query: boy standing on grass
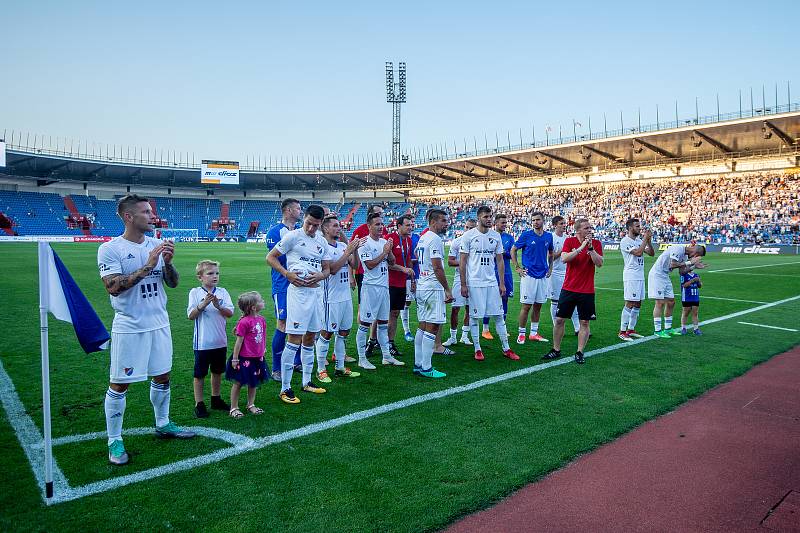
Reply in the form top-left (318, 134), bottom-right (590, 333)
top-left (187, 260), bottom-right (235, 417)
top-left (680, 269), bottom-right (703, 335)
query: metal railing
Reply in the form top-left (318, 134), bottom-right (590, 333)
top-left (3, 102), bottom-right (799, 173)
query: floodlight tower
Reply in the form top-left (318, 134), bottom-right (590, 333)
top-left (386, 61), bottom-right (406, 167)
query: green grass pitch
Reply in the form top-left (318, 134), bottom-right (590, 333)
top-left (0, 242), bottom-right (798, 531)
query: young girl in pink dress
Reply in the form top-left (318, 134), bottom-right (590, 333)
top-left (226, 291), bottom-right (268, 418)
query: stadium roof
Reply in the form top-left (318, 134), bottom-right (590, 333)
top-left (3, 106), bottom-right (799, 193)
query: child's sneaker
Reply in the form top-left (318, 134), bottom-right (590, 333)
top-left (317, 370), bottom-right (332, 383)
top-left (210, 396), bottom-right (230, 411)
top-left (694, 328), bottom-right (703, 336)
top-left (680, 327), bottom-right (688, 335)
top-left (194, 401), bottom-right (209, 418)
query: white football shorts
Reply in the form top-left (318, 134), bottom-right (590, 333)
top-left (451, 279), bottom-right (469, 308)
top-left (647, 272), bottom-right (674, 300)
top-left (110, 326), bottom-right (173, 384)
top-left (416, 289), bottom-right (446, 324)
top-left (359, 284), bottom-right (390, 322)
top-left (323, 300), bottom-right (354, 332)
top-left (549, 272), bottom-right (565, 301)
top-left (520, 276), bottom-right (549, 304)
top-left (624, 279), bottom-right (645, 302)
top-left (286, 285), bottom-right (324, 334)
top-left (468, 285), bottom-right (504, 319)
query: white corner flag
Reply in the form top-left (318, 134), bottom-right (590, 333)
top-left (38, 242), bottom-right (110, 499)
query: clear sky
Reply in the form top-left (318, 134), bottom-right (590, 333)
top-left (2, 0), bottom-right (798, 165)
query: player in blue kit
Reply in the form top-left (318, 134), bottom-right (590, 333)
top-left (482, 213), bottom-right (515, 340)
top-left (511, 212), bottom-right (554, 344)
top-left (265, 198), bottom-right (302, 381)
top-left (679, 270), bottom-right (702, 335)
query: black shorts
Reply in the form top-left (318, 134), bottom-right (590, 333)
top-left (355, 273), bottom-right (364, 303)
top-left (194, 347), bottom-right (227, 378)
top-left (556, 290), bottom-right (596, 321)
top-left (389, 286), bottom-right (407, 311)
top-left (682, 300), bottom-right (700, 308)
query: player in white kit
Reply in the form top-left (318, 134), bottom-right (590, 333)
top-left (98, 194), bottom-right (194, 466)
top-left (267, 204), bottom-right (332, 404)
top-left (443, 219), bottom-right (476, 347)
top-left (356, 213), bottom-right (405, 368)
top-left (647, 242), bottom-right (707, 338)
top-left (459, 205), bottom-right (519, 361)
top-left (618, 218), bottom-right (654, 341)
top-left (548, 216), bottom-right (580, 336)
top-left (413, 209), bottom-right (454, 378)
top-left (314, 214), bottom-right (364, 382)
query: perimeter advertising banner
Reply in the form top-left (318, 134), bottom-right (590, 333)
top-left (0, 140), bottom-right (6, 167)
top-left (201, 160), bottom-right (239, 185)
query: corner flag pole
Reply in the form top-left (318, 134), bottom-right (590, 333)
top-left (37, 241), bottom-right (55, 499)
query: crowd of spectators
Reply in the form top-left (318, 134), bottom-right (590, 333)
top-left (409, 172), bottom-right (800, 244)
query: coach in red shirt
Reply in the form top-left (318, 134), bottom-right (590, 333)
top-left (351, 204), bottom-right (389, 356)
top-left (387, 214), bottom-right (415, 357)
top-left (542, 218), bottom-right (603, 364)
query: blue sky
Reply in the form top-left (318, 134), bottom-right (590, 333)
top-left (1, 0), bottom-right (797, 164)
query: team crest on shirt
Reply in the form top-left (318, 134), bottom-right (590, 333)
top-left (489, 238), bottom-right (495, 245)
top-left (124, 367), bottom-right (134, 376)
top-left (300, 242), bottom-right (306, 247)
top-left (317, 245), bottom-right (323, 254)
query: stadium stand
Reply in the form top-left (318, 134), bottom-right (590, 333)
top-left (0, 172), bottom-right (797, 244)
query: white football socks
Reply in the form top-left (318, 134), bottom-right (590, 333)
top-left (281, 342), bottom-right (300, 391)
top-left (105, 387), bottom-right (126, 445)
top-left (495, 317), bottom-right (510, 351)
top-left (300, 344), bottom-right (314, 385)
top-left (149, 380), bottom-right (170, 428)
top-left (334, 334), bottom-right (347, 370)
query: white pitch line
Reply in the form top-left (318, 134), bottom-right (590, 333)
top-left (737, 321), bottom-right (799, 332)
top-left (594, 287), bottom-right (767, 305)
top-left (0, 360), bottom-right (70, 498)
top-left (707, 260), bottom-right (800, 273)
top-left (4, 294), bottom-right (800, 505)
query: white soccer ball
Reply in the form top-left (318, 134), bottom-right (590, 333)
top-left (291, 268), bottom-right (309, 279)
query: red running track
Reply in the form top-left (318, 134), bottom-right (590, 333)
top-left (448, 347), bottom-right (800, 532)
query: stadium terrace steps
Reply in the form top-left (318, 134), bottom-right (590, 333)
top-left (62, 196), bottom-right (91, 235)
top-left (342, 202), bottom-right (361, 225)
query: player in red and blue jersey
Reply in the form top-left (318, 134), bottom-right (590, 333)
top-left (482, 214), bottom-right (515, 339)
top-left (265, 198), bottom-right (301, 380)
top-left (679, 270), bottom-right (702, 335)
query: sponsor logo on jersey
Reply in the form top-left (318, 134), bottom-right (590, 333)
top-left (126, 253), bottom-right (136, 259)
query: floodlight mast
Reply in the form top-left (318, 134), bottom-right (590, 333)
top-left (386, 61), bottom-right (406, 167)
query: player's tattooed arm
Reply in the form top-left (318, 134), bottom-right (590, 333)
top-left (101, 243), bottom-right (165, 296)
top-left (162, 263), bottom-right (179, 288)
top-left (102, 268), bottom-right (152, 296)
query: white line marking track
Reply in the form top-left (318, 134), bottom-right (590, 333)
top-left (1, 294), bottom-right (799, 505)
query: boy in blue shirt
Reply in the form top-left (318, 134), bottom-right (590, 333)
top-left (680, 270), bottom-right (702, 335)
